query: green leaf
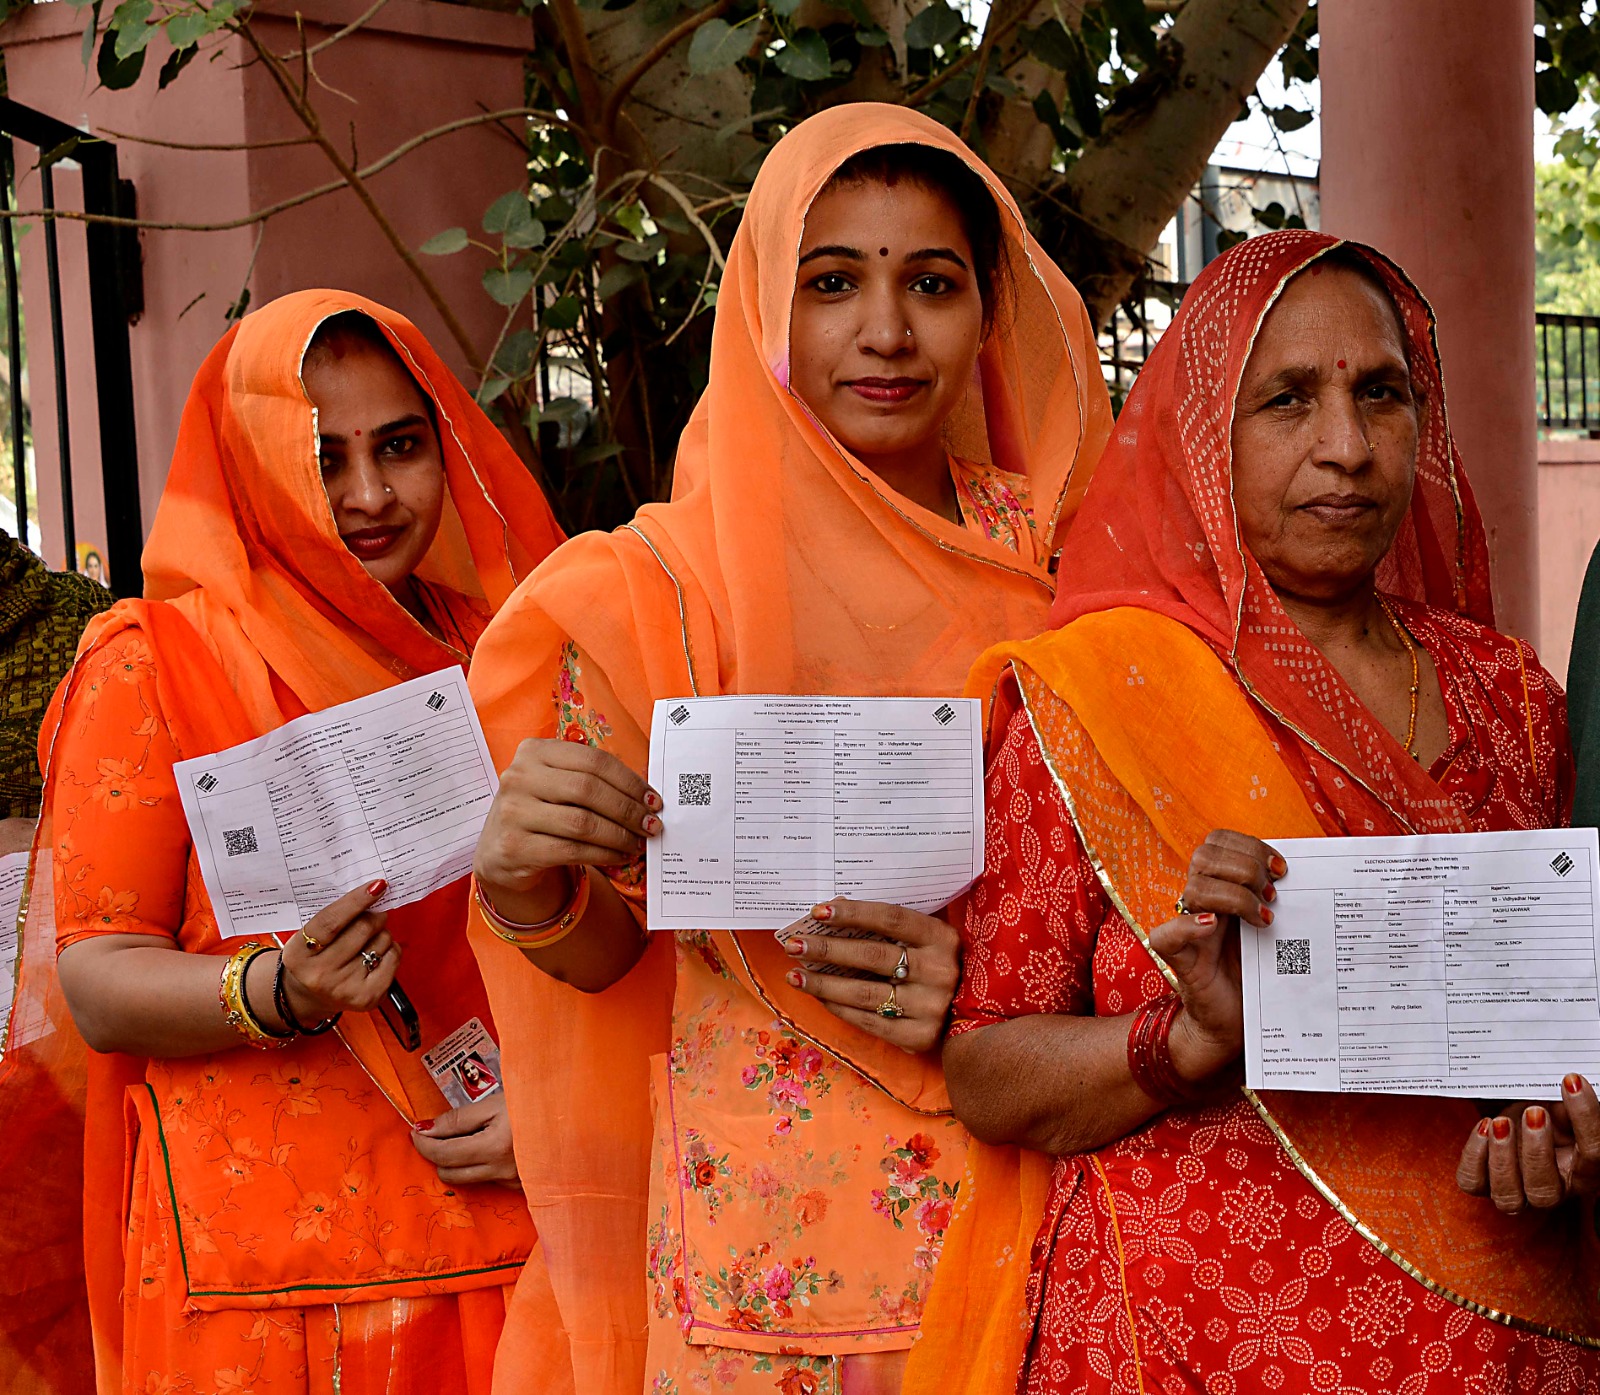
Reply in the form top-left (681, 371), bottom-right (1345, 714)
top-left (616, 232), bottom-right (667, 262)
top-left (1267, 104), bottom-right (1314, 133)
top-left (484, 191), bottom-right (534, 236)
top-left (420, 227), bottom-right (469, 255)
top-left (477, 376), bottom-right (514, 405)
top-left (597, 262), bottom-right (644, 301)
top-left (503, 218), bottom-right (546, 250)
top-left (688, 18), bottom-right (747, 74)
top-left (482, 266), bottom-right (534, 306)
top-left (109, 0), bottom-right (154, 57)
top-left (855, 25), bottom-right (888, 46)
top-left (775, 28), bottom-right (830, 79)
top-left (769, 0), bottom-right (800, 17)
top-left (905, 2), bottom-right (960, 50)
top-left (494, 329), bottom-right (541, 378)
top-left (97, 27), bottom-right (146, 86)
top-left (81, 2), bottom-right (102, 70)
top-left (543, 294), bottom-right (583, 331)
top-left (1537, 65), bottom-right (1581, 117)
top-left (164, 8), bottom-right (212, 49)
top-left (1217, 228), bottom-right (1249, 253)
top-left (577, 441), bottom-right (626, 465)
top-left (530, 395), bottom-right (586, 424)
top-left (157, 39), bottom-right (197, 87)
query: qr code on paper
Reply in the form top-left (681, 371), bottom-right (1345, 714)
top-left (678, 773), bottom-right (712, 807)
top-left (222, 826), bottom-right (259, 858)
top-left (1275, 938), bottom-right (1311, 976)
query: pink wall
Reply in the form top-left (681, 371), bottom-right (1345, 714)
top-left (0, 0), bottom-right (533, 576)
top-left (1320, 1), bottom-right (1540, 641)
top-left (1537, 440), bottom-right (1600, 684)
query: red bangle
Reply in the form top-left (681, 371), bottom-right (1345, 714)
top-left (1126, 994), bottom-right (1197, 1108)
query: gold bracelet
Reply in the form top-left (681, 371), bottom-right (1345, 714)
top-left (475, 868), bottom-right (591, 950)
top-left (218, 942), bottom-right (295, 1050)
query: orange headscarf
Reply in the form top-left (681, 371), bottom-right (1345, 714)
top-left (0, 290), bottom-right (563, 1392)
top-left (467, 103), bottom-right (1112, 1393)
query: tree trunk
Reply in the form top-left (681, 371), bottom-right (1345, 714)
top-left (1044, 0), bottom-right (1309, 327)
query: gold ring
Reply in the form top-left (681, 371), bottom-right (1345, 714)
top-left (892, 947), bottom-right (910, 982)
top-left (877, 983), bottom-right (905, 1019)
top-left (301, 929), bottom-right (323, 953)
top-left (359, 948), bottom-right (382, 973)
top-left (1174, 897), bottom-right (1193, 918)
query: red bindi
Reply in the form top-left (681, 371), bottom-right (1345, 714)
top-left (1337, 360), bottom-right (1346, 370)
top-left (354, 428), bottom-right (362, 436)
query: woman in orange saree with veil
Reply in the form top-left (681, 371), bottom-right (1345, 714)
top-left (909, 230), bottom-right (1600, 1394)
top-left (7, 290), bottom-right (563, 1394)
top-left (466, 104), bottom-right (1110, 1394)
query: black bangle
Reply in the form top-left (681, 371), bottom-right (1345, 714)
top-left (273, 953), bottom-right (340, 1036)
top-left (238, 948), bottom-right (295, 1042)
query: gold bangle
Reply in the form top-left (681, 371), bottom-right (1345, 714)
top-left (475, 868), bottom-right (591, 950)
top-left (218, 942), bottom-right (294, 1050)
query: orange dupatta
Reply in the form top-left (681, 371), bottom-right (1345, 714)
top-left (467, 102), bottom-right (1111, 1394)
top-left (2, 290), bottom-right (563, 1391)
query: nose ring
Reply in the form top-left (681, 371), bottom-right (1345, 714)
top-left (904, 328), bottom-right (912, 338)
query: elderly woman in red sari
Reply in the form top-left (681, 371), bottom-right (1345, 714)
top-left (908, 231), bottom-right (1600, 1395)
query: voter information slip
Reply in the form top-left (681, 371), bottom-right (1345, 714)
top-left (1241, 828), bottom-right (1600, 1098)
top-left (0, 849), bottom-right (27, 1044)
top-left (175, 669), bottom-right (499, 940)
top-left (646, 695), bottom-right (985, 932)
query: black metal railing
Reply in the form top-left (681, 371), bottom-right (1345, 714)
top-left (1101, 277), bottom-right (1189, 405)
top-left (1538, 312), bottom-right (1600, 436)
top-left (0, 100), bottom-right (143, 597)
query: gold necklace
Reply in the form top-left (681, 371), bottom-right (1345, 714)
top-left (1377, 594), bottom-right (1420, 760)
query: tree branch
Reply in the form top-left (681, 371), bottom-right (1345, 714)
top-left (279, 0), bottom-right (393, 61)
top-left (901, 6), bottom-right (1030, 109)
top-left (236, 20), bottom-right (487, 376)
top-left (96, 128), bottom-right (316, 152)
top-left (600, 0), bottom-right (738, 142)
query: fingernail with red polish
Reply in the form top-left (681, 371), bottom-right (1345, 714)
top-left (1262, 883), bottom-right (1277, 903)
top-left (1196, 912), bottom-right (1218, 928)
top-left (367, 879), bottom-right (388, 897)
top-left (644, 815), bottom-right (662, 835)
top-left (1492, 1116), bottom-right (1512, 1141)
top-left (812, 905), bottom-right (833, 922)
top-left (784, 938), bottom-right (806, 957)
top-left (786, 970), bottom-right (805, 989)
top-left (1270, 855), bottom-right (1288, 878)
top-left (645, 790), bottom-right (662, 811)
top-left (1567, 1074), bottom-right (1584, 1095)
top-left (413, 1119), bottom-right (434, 1132)
top-left (1477, 1118), bottom-right (1491, 1137)
top-left (1527, 1106), bottom-right (1548, 1130)
top-left (1260, 906), bottom-right (1274, 926)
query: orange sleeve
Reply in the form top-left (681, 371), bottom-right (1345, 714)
top-left (49, 630), bottom-right (190, 952)
top-left (551, 640), bottom-right (646, 908)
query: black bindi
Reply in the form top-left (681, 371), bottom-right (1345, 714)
top-left (879, 246), bottom-right (889, 257)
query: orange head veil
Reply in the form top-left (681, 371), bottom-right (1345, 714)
top-left (0, 290), bottom-right (563, 1392)
top-left (468, 102), bottom-right (1112, 1392)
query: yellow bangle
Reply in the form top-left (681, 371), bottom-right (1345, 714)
top-left (475, 868), bottom-right (591, 950)
top-left (218, 942), bottom-right (294, 1050)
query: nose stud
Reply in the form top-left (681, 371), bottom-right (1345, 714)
top-left (905, 328), bottom-right (912, 338)
top-left (384, 485), bottom-right (394, 496)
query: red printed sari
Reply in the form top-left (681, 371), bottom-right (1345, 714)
top-left (906, 232), bottom-right (1600, 1395)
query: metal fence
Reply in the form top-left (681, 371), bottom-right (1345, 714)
top-left (1101, 277), bottom-right (1188, 405)
top-left (1538, 312), bottom-right (1600, 436)
top-left (0, 100), bottom-right (143, 597)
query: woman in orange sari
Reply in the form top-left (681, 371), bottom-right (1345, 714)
top-left (911, 230), bottom-right (1600, 1395)
top-left (26, 290), bottom-right (563, 1393)
top-left (466, 104), bottom-right (1110, 1394)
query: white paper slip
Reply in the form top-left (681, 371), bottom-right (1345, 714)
top-left (647, 695), bottom-right (984, 932)
top-left (174, 669), bottom-right (499, 940)
top-left (0, 849), bottom-right (28, 1044)
top-left (1241, 827), bottom-right (1600, 1098)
